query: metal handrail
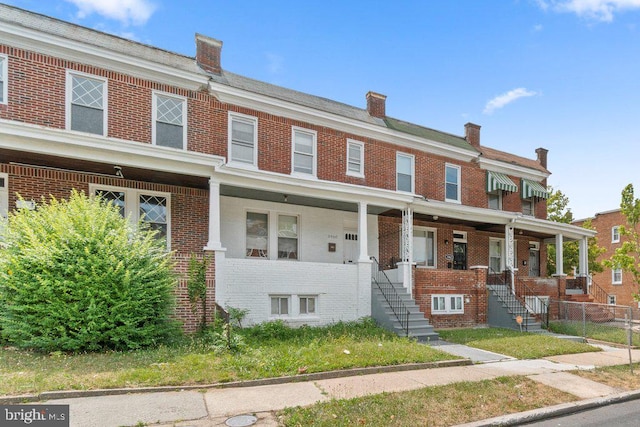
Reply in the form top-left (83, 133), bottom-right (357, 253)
top-left (588, 275), bottom-right (612, 305)
top-left (370, 256), bottom-right (410, 337)
top-left (512, 272), bottom-right (550, 329)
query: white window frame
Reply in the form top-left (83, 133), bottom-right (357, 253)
top-left (291, 127), bottom-right (317, 177)
top-left (152, 91), bottom-right (187, 150)
top-left (432, 294), bottom-right (464, 314)
top-left (278, 214), bottom-right (299, 260)
top-left (228, 112), bottom-right (258, 167)
top-left (299, 295), bottom-right (317, 315)
top-left (488, 190), bottom-right (502, 210)
top-left (412, 226), bottom-right (437, 268)
top-left (0, 54), bottom-right (7, 105)
top-left (90, 184), bottom-right (171, 249)
top-left (346, 139), bottom-right (365, 178)
top-left (245, 211), bottom-right (269, 259)
top-left (445, 163), bottom-right (461, 203)
top-left (396, 152), bottom-right (415, 193)
top-left (612, 226), bottom-right (620, 243)
top-left (0, 172), bottom-right (8, 219)
top-left (612, 268), bottom-right (623, 285)
top-left (66, 70), bottom-right (108, 136)
top-left (270, 295), bottom-right (290, 316)
top-left (522, 198), bottom-right (535, 216)
top-left (489, 238), bottom-right (516, 272)
top-left (608, 295), bottom-right (617, 305)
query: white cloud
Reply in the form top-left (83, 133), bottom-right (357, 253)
top-left (537, 0), bottom-right (640, 22)
top-left (265, 53), bottom-right (284, 74)
top-left (64, 0), bottom-right (156, 26)
top-left (483, 88), bottom-right (537, 115)
top-left (533, 24), bottom-right (544, 31)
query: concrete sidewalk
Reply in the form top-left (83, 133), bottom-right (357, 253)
top-left (36, 344), bottom-right (640, 426)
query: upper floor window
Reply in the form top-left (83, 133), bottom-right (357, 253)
top-left (445, 164), bottom-right (461, 203)
top-left (522, 198), bottom-right (534, 216)
top-left (0, 54), bottom-right (7, 105)
top-left (67, 71), bottom-right (107, 136)
top-left (612, 226), bottom-right (620, 243)
top-left (292, 127), bottom-right (317, 176)
top-left (0, 173), bottom-right (8, 219)
top-left (153, 92), bottom-right (187, 149)
top-left (612, 268), bottom-right (622, 285)
top-left (229, 112), bottom-right (258, 166)
top-left (92, 185), bottom-right (170, 249)
top-left (346, 139), bottom-right (364, 177)
top-left (396, 153), bottom-right (414, 193)
top-left (488, 190), bottom-right (502, 210)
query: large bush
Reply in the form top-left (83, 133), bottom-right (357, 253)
top-left (0, 190), bottom-right (179, 352)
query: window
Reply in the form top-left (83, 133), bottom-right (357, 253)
top-left (278, 215), bottom-right (298, 259)
top-left (229, 112), bottom-right (258, 166)
top-left (445, 164), bottom-right (461, 203)
top-left (346, 140), bottom-right (364, 177)
top-left (67, 71), bottom-right (107, 135)
top-left (299, 296), bottom-right (317, 315)
top-left (396, 153), bottom-right (414, 193)
top-left (432, 295), bottom-right (464, 314)
top-left (525, 296), bottom-right (549, 314)
top-left (488, 190), bottom-right (502, 210)
top-left (612, 226), bottom-right (620, 243)
top-left (246, 212), bottom-right (268, 258)
top-left (0, 173), bottom-right (8, 219)
top-left (153, 92), bottom-right (187, 149)
top-left (93, 186), bottom-right (170, 248)
top-left (413, 227), bottom-right (436, 267)
top-left (608, 295), bottom-right (617, 305)
top-left (292, 127), bottom-right (317, 176)
top-left (0, 54), bottom-right (7, 105)
top-left (522, 198), bottom-right (534, 216)
top-left (489, 239), bottom-right (503, 273)
top-left (271, 296), bottom-right (289, 316)
top-left (613, 268), bottom-right (623, 285)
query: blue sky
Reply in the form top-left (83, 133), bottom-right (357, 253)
top-left (6, 0), bottom-right (640, 220)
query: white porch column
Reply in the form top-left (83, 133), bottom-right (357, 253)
top-left (204, 178), bottom-right (224, 251)
top-left (555, 233), bottom-right (564, 276)
top-left (397, 207), bottom-right (414, 297)
top-left (357, 201), bottom-right (369, 262)
top-left (578, 236), bottom-right (588, 276)
top-left (505, 224), bottom-right (515, 294)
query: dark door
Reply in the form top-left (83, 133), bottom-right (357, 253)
top-left (453, 242), bottom-right (467, 270)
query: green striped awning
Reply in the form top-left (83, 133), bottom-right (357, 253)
top-left (486, 171), bottom-right (518, 193)
top-left (521, 178), bottom-right (548, 199)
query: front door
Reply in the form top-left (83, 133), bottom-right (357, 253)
top-left (343, 229), bottom-right (358, 263)
top-left (453, 242), bottom-right (467, 270)
top-left (529, 249), bottom-right (540, 276)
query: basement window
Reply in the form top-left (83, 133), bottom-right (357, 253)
top-left (432, 294), bottom-right (464, 314)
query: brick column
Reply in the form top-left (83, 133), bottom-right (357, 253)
top-left (471, 266), bottom-right (488, 325)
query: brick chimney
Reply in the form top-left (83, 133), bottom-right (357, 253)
top-left (366, 92), bottom-right (386, 118)
top-left (536, 147), bottom-right (548, 169)
top-left (464, 122), bottom-right (481, 148)
top-left (196, 33), bottom-right (223, 75)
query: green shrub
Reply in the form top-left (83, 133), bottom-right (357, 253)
top-left (0, 190), bottom-right (180, 352)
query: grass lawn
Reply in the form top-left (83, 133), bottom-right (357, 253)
top-left (0, 320), bottom-right (457, 396)
top-left (437, 327), bottom-right (600, 359)
top-left (574, 362), bottom-right (640, 390)
top-left (279, 376), bottom-right (578, 427)
top-left (549, 321), bottom-right (640, 347)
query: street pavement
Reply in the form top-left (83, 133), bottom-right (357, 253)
top-left (9, 342), bottom-right (640, 426)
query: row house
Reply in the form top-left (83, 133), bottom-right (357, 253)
top-left (0, 5), bottom-right (595, 332)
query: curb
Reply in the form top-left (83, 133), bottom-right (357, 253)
top-left (0, 358), bottom-right (472, 404)
top-left (455, 389), bottom-right (640, 426)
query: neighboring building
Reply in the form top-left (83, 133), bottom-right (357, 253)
top-left (0, 5), bottom-right (595, 332)
top-left (575, 210), bottom-right (638, 307)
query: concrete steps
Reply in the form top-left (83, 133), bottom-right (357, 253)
top-left (487, 285), bottom-right (545, 333)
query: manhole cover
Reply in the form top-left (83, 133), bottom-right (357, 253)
top-left (225, 414), bottom-right (258, 427)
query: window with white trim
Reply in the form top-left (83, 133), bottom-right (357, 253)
top-left (292, 127), bottom-right (317, 176)
top-left (413, 227), bottom-right (436, 267)
top-left (396, 152), bottom-right (414, 193)
top-left (489, 238), bottom-right (516, 273)
top-left (612, 226), bottom-right (620, 243)
top-left (608, 295), bottom-right (617, 305)
top-left (0, 54), bottom-right (7, 105)
top-left (0, 173), bottom-right (8, 219)
top-left (67, 71), bottom-right (107, 136)
top-left (522, 198), bottom-right (534, 216)
top-left (270, 296), bottom-right (289, 316)
top-left (612, 268), bottom-right (622, 285)
top-left (346, 139), bottom-right (364, 177)
top-left (299, 296), bottom-right (317, 315)
top-left (432, 295), bottom-right (464, 314)
top-left (278, 215), bottom-right (299, 259)
top-left (92, 185), bottom-right (171, 249)
top-left (153, 92), bottom-right (187, 149)
top-left (488, 190), bottom-right (502, 210)
top-left (229, 112), bottom-right (258, 166)
top-left (445, 164), bottom-right (461, 203)
top-left (246, 212), bottom-right (268, 258)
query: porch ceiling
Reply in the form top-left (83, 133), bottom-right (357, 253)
top-left (1, 148), bottom-right (209, 189)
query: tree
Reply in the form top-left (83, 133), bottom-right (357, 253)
top-left (605, 184), bottom-right (640, 300)
top-left (0, 190), bottom-right (180, 352)
top-left (546, 187), bottom-right (604, 276)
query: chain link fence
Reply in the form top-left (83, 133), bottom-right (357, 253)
top-left (548, 300), bottom-right (640, 348)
